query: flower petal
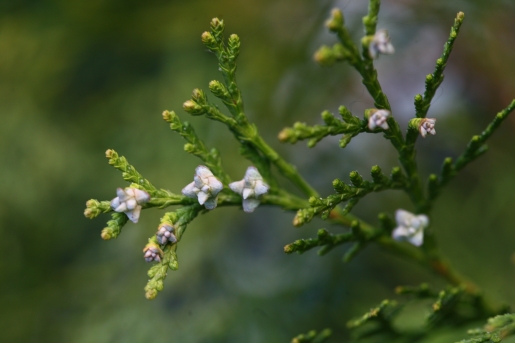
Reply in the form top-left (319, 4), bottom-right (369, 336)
top-left (242, 187), bottom-right (254, 200)
top-left (182, 182), bottom-right (198, 198)
top-left (229, 180), bottom-right (245, 195)
top-left (197, 191), bottom-right (209, 205)
top-left (134, 188), bottom-right (151, 204)
top-left (254, 180), bottom-right (269, 197)
top-left (208, 177), bottom-right (223, 194)
top-left (193, 175), bottom-right (204, 188)
top-left (416, 214), bottom-right (429, 228)
top-left (203, 197), bottom-right (218, 210)
top-left (368, 120), bottom-right (377, 130)
top-left (111, 197), bottom-right (121, 210)
top-left (116, 188), bottom-right (129, 201)
top-left (392, 226), bottom-right (410, 241)
top-left (242, 198), bottom-right (260, 213)
top-left (395, 209), bottom-right (414, 227)
top-left (126, 205), bottom-right (142, 223)
top-left (409, 230), bottom-right (424, 246)
top-left (195, 165), bottom-right (214, 179)
top-left (244, 166), bottom-right (261, 181)
top-left (125, 198), bottom-right (137, 210)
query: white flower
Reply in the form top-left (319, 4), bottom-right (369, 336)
top-left (368, 109), bottom-right (390, 130)
top-left (110, 187), bottom-right (151, 223)
top-left (229, 166), bottom-right (269, 213)
top-left (419, 118), bottom-right (436, 138)
top-left (369, 30), bottom-right (395, 59)
top-left (182, 165), bottom-right (223, 210)
top-left (156, 223), bottom-right (177, 245)
top-left (392, 209), bottom-right (429, 247)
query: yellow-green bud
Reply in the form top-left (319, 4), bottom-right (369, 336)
top-left (183, 100), bottom-right (204, 115)
top-left (284, 244), bottom-right (294, 254)
top-left (184, 143), bottom-right (195, 153)
top-left (101, 228), bottom-right (112, 240)
top-left (228, 34), bottom-right (240, 50)
top-left (314, 45), bottom-right (336, 67)
top-left (145, 289), bottom-right (157, 300)
top-left (191, 88), bottom-right (205, 103)
top-left (201, 31), bottom-right (217, 48)
top-left (210, 17), bottom-right (223, 30)
top-left (278, 128), bottom-right (293, 142)
top-left (208, 80), bottom-right (228, 99)
top-left (326, 8), bottom-right (344, 32)
top-left (162, 110), bottom-right (174, 122)
top-left (105, 149), bottom-right (116, 159)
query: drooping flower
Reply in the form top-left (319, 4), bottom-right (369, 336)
top-left (367, 109), bottom-right (391, 130)
top-left (143, 243), bottom-right (163, 263)
top-left (369, 30), bottom-right (395, 59)
top-left (392, 209), bottom-right (429, 247)
top-left (110, 187), bottom-right (151, 223)
top-left (419, 118), bottom-right (436, 138)
top-left (229, 166), bottom-right (269, 213)
top-left (182, 165), bottom-right (223, 210)
top-left (156, 223), bottom-right (177, 245)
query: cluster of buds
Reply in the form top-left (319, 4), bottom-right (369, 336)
top-left (110, 187), bottom-right (150, 223)
top-left (409, 118), bottom-right (437, 138)
top-left (156, 223), bottom-right (177, 245)
top-left (183, 89), bottom-right (207, 116)
top-left (419, 118), bottom-right (437, 137)
top-left (366, 109), bottom-right (391, 130)
top-left (143, 242), bottom-right (163, 263)
top-left (392, 209), bottom-right (429, 247)
top-left (182, 165), bottom-right (223, 210)
top-left (368, 30), bottom-right (395, 59)
top-left (229, 166), bottom-right (269, 213)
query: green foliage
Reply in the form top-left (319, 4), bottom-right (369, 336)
top-left (291, 329), bottom-right (333, 343)
top-left (457, 314), bottom-right (515, 343)
top-left (82, 0), bottom-right (515, 341)
top-left (278, 106), bottom-right (365, 148)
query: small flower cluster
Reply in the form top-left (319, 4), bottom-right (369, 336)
top-left (182, 165), bottom-right (269, 213)
top-left (369, 30), bottom-right (395, 59)
top-left (367, 109), bottom-right (391, 130)
top-left (110, 187), bottom-right (150, 223)
top-left (419, 118), bottom-right (436, 138)
top-left (182, 165), bottom-right (223, 210)
top-left (156, 223), bottom-right (177, 245)
top-left (392, 209), bottom-right (429, 247)
top-left (143, 243), bottom-right (163, 263)
top-left (229, 166), bottom-right (269, 213)
top-left (409, 118), bottom-right (437, 138)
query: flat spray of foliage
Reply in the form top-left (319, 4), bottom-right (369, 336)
top-left (84, 0), bottom-right (515, 341)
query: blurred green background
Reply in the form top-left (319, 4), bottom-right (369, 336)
top-left (1, 0), bottom-right (515, 342)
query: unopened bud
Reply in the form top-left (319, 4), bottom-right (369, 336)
top-left (210, 17), bottom-right (223, 30)
top-left (208, 80), bottom-right (229, 99)
top-left (101, 228), bottom-right (112, 240)
top-left (182, 100), bottom-right (204, 115)
top-left (143, 243), bottom-right (163, 263)
top-left (201, 31), bottom-right (217, 49)
top-left (314, 45), bottom-right (336, 67)
top-left (105, 149), bottom-right (115, 159)
top-left (191, 88), bottom-right (206, 103)
top-left (349, 171), bottom-right (363, 187)
top-left (326, 8), bottom-right (344, 32)
top-left (228, 34), bottom-right (240, 57)
top-left (278, 128), bottom-right (293, 142)
top-left (409, 118), bottom-right (436, 138)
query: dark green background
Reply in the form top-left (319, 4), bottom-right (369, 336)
top-left (1, 0), bottom-right (515, 342)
